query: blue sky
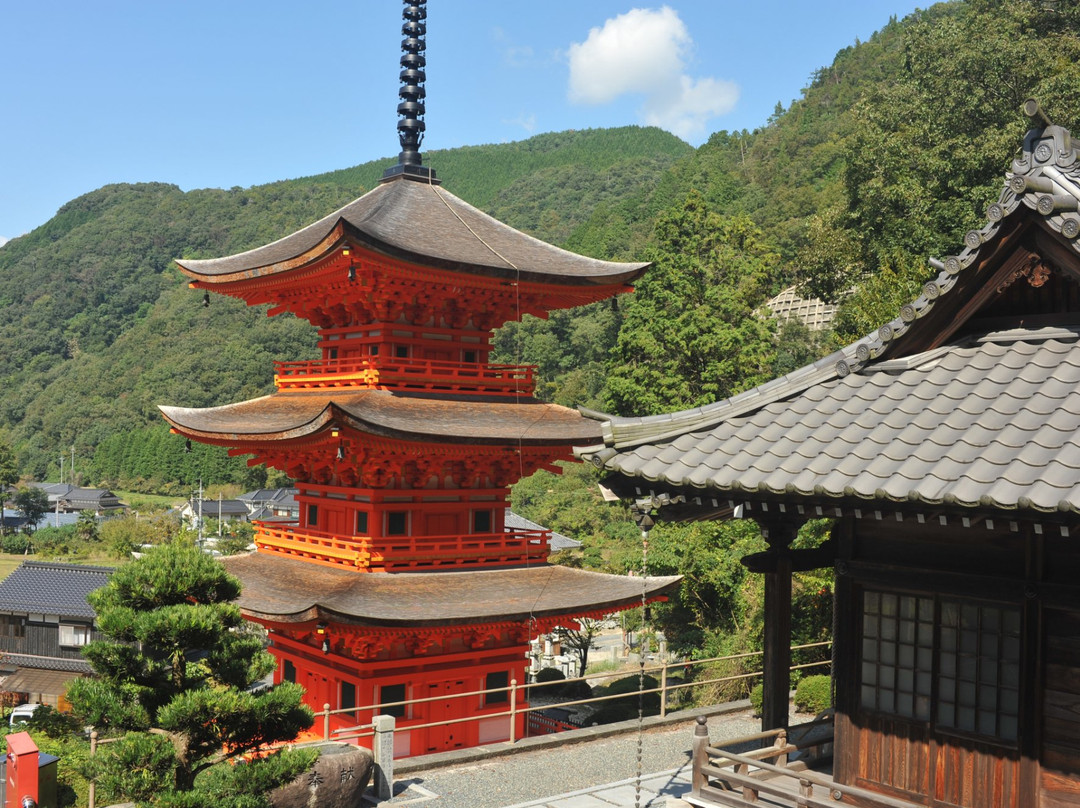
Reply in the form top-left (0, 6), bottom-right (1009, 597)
top-left (0, 1), bottom-right (928, 244)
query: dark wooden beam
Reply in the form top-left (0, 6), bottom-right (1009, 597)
top-left (756, 518), bottom-right (803, 733)
top-left (762, 551), bottom-right (793, 732)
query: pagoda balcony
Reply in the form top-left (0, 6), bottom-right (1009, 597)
top-left (274, 357), bottom-right (536, 396)
top-left (253, 520), bottom-right (551, 572)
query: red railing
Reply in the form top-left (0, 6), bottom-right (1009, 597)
top-left (273, 357), bottom-right (536, 396)
top-left (253, 520), bottom-right (551, 571)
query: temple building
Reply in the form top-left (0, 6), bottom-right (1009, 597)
top-left (577, 103), bottom-right (1080, 807)
top-left (160, 0), bottom-right (678, 757)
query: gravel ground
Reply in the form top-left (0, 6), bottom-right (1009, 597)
top-left (377, 709), bottom-right (765, 808)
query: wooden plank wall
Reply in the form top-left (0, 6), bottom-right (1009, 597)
top-left (931, 737), bottom-right (1021, 808)
top-left (1041, 609), bottom-right (1080, 807)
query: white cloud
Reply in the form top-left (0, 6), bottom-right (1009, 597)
top-left (0, 237), bottom-right (8, 248)
top-left (567, 6), bottom-right (738, 141)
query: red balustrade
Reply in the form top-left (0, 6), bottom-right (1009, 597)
top-left (254, 520), bottom-right (551, 571)
top-left (274, 357), bottom-right (536, 395)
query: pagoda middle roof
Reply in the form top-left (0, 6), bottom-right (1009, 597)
top-left (221, 552), bottom-right (681, 627)
top-left (159, 388), bottom-right (602, 446)
top-left (175, 175), bottom-right (649, 287)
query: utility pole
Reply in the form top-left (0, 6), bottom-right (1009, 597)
top-left (197, 479), bottom-right (204, 548)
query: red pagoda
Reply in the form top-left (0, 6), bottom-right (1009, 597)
top-left (160, 0), bottom-right (678, 756)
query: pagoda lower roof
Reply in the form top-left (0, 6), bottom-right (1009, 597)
top-left (220, 552), bottom-right (681, 627)
top-left (175, 175), bottom-right (649, 287)
top-left (159, 389), bottom-right (601, 446)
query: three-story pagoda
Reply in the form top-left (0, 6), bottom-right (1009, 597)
top-left (160, 0), bottom-right (678, 756)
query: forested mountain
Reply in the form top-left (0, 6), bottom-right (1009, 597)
top-left (1, 0), bottom-right (1078, 511)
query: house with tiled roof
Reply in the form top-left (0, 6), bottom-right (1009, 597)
top-left (0, 561), bottom-right (112, 709)
top-left (28, 483), bottom-right (123, 515)
top-left (577, 103), bottom-right (1080, 807)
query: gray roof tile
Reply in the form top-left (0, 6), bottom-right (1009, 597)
top-left (0, 562), bottom-right (112, 617)
top-left (581, 331), bottom-right (1080, 514)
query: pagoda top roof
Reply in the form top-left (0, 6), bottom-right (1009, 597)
top-left (160, 388), bottom-right (601, 446)
top-left (176, 175), bottom-right (649, 287)
top-left (221, 552), bottom-right (680, 627)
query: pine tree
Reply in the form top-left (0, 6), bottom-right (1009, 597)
top-left (68, 541), bottom-right (316, 807)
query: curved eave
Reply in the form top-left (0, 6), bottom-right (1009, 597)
top-left (221, 553), bottom-right (681, 628)
top-left (160, 390), bottom-right (603, 447)
top-left (176, 177), bottom-right (650, 289)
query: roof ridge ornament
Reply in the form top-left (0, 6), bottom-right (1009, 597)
top-left (382, 1), bottom-right (440, 184)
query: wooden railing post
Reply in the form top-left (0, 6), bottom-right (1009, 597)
top-left (323, 703), bottom-right (331, 740)
top-left (509, 678), bottom-right (518, 743)
top-left (660, 662), bottom-right (668, 718)
top-left (692, 716), bottom-right (709, 797)
top-left (775, 728), bottom-right (788, 769)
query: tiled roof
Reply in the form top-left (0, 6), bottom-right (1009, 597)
top-left (585, 328), bottom-right (1080, 514)
top-left (2, 653), bottom-right (94, 674)
top-left (505, 511), bottom-right (583, 551)
top-left (577, 115), bottom-right (1080, 518)
top-left (176, 176), bottom-right (649, 288)
top-left (221, 553), bottom-right (679, 627)
top-left (0, 562), bottom-right (112, 618)
top-left (161, 389), bottom-right (602, 446)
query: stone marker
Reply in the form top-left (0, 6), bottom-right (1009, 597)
top-left (270, 742), bottom-right (374, 808)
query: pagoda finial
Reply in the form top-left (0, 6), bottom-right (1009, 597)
top-left (383, 1), bottom-right (439, 183)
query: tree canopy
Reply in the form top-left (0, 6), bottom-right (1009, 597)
top-left (68, 542), bottom-right (315, 807)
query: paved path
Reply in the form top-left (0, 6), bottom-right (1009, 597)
top-left (370, 708), bottom-right (765, 808)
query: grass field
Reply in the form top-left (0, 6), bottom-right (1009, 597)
top-left (0, 550), bottom-right (122, 582)
top-left (114, 491), bottom-right (184, 511)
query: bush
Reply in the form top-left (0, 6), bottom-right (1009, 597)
top-left (794, 675), bottom-right (832, 714)
top-left (750, 683), bottom-right (763, 716)
top-left (593, 674), bottom-right (660, 713)
top-left (30, 525), bottom-right (81, 558)
top-left (1, 533), bottom-right (31, 554)
top-left (559, 678), bottom-right (593, 700)
top-left (535, 667), bottom-right (566, 683)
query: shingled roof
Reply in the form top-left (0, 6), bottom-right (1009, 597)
top-left (0, 562), bottom-right (112, 618)
top-left (161, 389), bottom-right (602, 446)
top-left (577, 111), bottom-right (1080, 519)
top-left (221, 553), bottom-right (679, 627)
top-left (176, 176), bottom-right (649, 288)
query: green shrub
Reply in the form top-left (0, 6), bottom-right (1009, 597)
top-left (559, 678), bottom-right (593, 700)
top-left (794, 675), bottom-right (832, 714)
top-left (1, 533), bottom-right (31, 554)
top-left (535, 667), bottom-right (566, 684)
top-left (30, 525), bottom-right (80, 558)
top-left (593, 674), bottom-right (660, 713)
top-left (750, 683), bottom-right (763, 716)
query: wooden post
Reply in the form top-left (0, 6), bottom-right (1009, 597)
top-left (323, 702), bottom-right (331, 740)
top-left (660, 663), bottom-right (668, 718)
top-left (759, 518), bottom-right (799, 733)
top-left (775, 728), bottom-right (788, 768)
top-left (691, 716), bottom-right (709, 797)
top-left (88, 730), bottom-right (98, 808)
top-left (763, 550), bottom-right (792, 732)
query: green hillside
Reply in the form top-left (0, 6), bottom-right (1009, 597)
top-left (2, 0), bottom-right (1079, 505)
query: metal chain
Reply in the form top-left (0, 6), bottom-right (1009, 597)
top-left (635, 523), bottom-right (649, 808)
